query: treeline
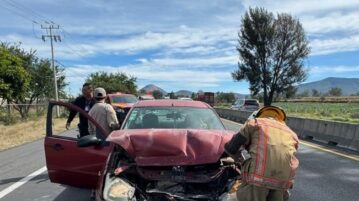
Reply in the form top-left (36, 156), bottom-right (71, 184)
top-left (296, 88), bottom-right (359, 97)
top-left (0, 43), bottom-right (66, 119)
top-left (0, 43), bottom-right (139, 122)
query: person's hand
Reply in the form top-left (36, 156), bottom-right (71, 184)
top-left (66, 122), bottom-right (71, 130)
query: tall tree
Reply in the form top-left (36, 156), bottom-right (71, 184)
top-left (232, 7), bottom-right (310, 106)
top-left (0, 45), bottom-right (30, 104)
top-left (86, 71), bottom-right (137, 94)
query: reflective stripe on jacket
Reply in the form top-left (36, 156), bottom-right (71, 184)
top-left (240, 118), bottom-right (299, 190)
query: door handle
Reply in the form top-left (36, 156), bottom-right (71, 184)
top-left (52, 143), bottom-right (64, 151)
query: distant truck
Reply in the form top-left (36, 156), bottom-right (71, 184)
top-left (195, 92), bottom-right (215, 107)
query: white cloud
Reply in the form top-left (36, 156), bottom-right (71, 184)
top-left (139, 56), bottom-right (237, 68)
top-left (242, 0), bottom-right (359, 15)
top-left (301, 12), bottom-right (359, 34)
top-left (310, 66), bottom-right (359, 74)
top-left (65, 63), bottom-right (232, 90)
top-left (310, 35), bottom-right (359, 55)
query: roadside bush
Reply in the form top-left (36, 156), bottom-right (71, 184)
top-left (0, 115), bottom-right (18, 125)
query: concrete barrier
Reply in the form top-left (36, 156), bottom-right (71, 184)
top-left (215, 108), bottom-right (359, 152)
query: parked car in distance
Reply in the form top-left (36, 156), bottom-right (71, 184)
top-left (44, 100), bottom-right (239, 201)
top-left (231, 99), bottom-right (260, 112)
top-left (106, 92), bottom-right (138, 124)
top-left (178, 97), bottom-right (192, 100)
top-left (138, 94), bottom-right (155, 100)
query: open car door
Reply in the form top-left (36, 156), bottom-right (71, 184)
top-left (44, 101), bottom-right (112, 189)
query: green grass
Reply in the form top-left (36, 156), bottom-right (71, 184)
top-left (272, 102), bottom-right (359, 123)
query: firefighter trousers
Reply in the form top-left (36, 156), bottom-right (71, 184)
top-left (236, 183), bottom-right (289, 201)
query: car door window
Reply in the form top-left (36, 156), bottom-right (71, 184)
top-left (47, 102), bottom-right (108, 140)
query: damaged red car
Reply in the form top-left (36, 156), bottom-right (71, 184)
top-left (45, 100), bottom-right (240, 201)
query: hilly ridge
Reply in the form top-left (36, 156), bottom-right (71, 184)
top-left (297, 77), bottom-right (359, 96)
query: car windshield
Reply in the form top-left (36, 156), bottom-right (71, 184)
top-left (123, 107), bottom-right (224, 130)
top-left (111, 95), bottom-right (138, 103)
top-left (245, 100), bottom-right (258, 105)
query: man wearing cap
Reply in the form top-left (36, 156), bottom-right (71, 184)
top-left (66, 83), bottom-right (96, 138)
top-left (225, 106), bottom-right (299, 201)
top-left (88, 87), bottom-right (119, 136)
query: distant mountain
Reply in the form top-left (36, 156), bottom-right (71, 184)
top-left (140, 84), bottom-right (167, 95)
top-left (297, 77), bottom-right (359, 96)
top-left (175, 90), bottom-right (193, 97)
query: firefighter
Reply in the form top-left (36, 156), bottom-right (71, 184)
top-left (225, 106), bottom-right (299, 201)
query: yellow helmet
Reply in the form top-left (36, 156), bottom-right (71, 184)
top-left (255, 106), bottom-right (286, 123)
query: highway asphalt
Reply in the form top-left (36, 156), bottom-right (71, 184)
top-left (0, 119), bottom-right (358, 201)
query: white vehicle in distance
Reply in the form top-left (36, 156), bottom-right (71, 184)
top-left (231, 99), bottom-right (260, 112)
top-left (178, 97), bottom-right (193, 100)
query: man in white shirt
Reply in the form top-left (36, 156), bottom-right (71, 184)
top-left (88, 87), bottom-right (119, 136)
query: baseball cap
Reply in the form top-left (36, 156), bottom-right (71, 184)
top-left (94, 87), bottom-right (107, 98)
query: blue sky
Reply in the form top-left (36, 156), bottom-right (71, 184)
top-left (1, 0), bottom-right (359, 95)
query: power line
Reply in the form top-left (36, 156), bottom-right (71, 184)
top-left (2, 0), bottom-right (55, 24)
top-left (0, 2), bottom-right (35, 23)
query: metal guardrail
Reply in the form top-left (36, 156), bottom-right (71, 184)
top-left (215, 108), bottom-right (359, 152)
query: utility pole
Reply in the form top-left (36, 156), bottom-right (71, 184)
top-left (41, 24), bottom-right (61, 117)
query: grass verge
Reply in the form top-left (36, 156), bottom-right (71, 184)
top-left (0, 116), bottom-right (76, 151)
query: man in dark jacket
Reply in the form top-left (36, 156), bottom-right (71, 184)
top-left (66, 83), bottom-right (96, 137)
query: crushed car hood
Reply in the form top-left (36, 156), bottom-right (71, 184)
top-left (107, 129), bottom-right (235, 166)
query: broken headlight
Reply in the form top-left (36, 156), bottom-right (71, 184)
top-left (103, 174), bottom-right (136, 201)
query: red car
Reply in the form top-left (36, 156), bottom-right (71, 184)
top-left (106, 92), bottom-right (138, 123)
top-left (45, 100), bottom-right (239, 201)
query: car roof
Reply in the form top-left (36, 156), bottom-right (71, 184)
top-left (108, 93), bottom-right (135, 97)
top-left (133, 99), bottom-right (209, 108)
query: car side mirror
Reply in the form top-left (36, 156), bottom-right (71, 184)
top-left (77, 135), bottom-right (102, 147)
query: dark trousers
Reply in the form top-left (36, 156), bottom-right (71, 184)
top-left (78, 124), bottom-right (90, 137)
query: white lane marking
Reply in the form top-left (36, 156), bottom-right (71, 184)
top-left (0, 166), bottom-right (47, 199)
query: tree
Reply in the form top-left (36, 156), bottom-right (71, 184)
top-left (298, 90), bottom-right (310, 97)
top-left (86, 72), bottom-right (137, 94)
top-left (191, 92), bottom-right (196, 100)
top-left (1, 43), bottom-right (67, 118)
top-left (152, 90), bottom-right (163, 99)
top-left (284, 85), bottom-right (297, 99)
top-left (312, 89), bottom-right (320, 97)
top-left (0, 44), bottom-right (30, 104)
top-left (328, 87), bottom-right (342, 96)
top-left (232, 7), bottom-right (310, 106)
top-left (169, 91), bottom-right (176, 99)
top-left (216, 92), bottom-right (236, 103)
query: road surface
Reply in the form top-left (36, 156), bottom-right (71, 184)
top-left (0, 119), bottom-right (358, 200)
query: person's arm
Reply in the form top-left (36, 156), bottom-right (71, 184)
top-left (224, 120), bottom-right (253, 161)
top-left (106, 105), bottom-right (119, 130)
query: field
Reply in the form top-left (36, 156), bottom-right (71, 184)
top-left (215, 101), bottom-right (359, 123)
top-left (0, 115), bottom-right (78, 151)
top-left (273, 102), bottom-right (359, 123)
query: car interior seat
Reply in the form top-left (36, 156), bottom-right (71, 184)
top-left (142, 113), bottom-right (159, 128)
top-left (184, 114), bottom-right (200, 129)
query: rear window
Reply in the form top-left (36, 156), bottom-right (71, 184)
top-left (245, 100), bottom-right (258, 105)
top-left (111, 95), bottom-right (138, 103)
top-left (123, 107), bottom-right (224, 130)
